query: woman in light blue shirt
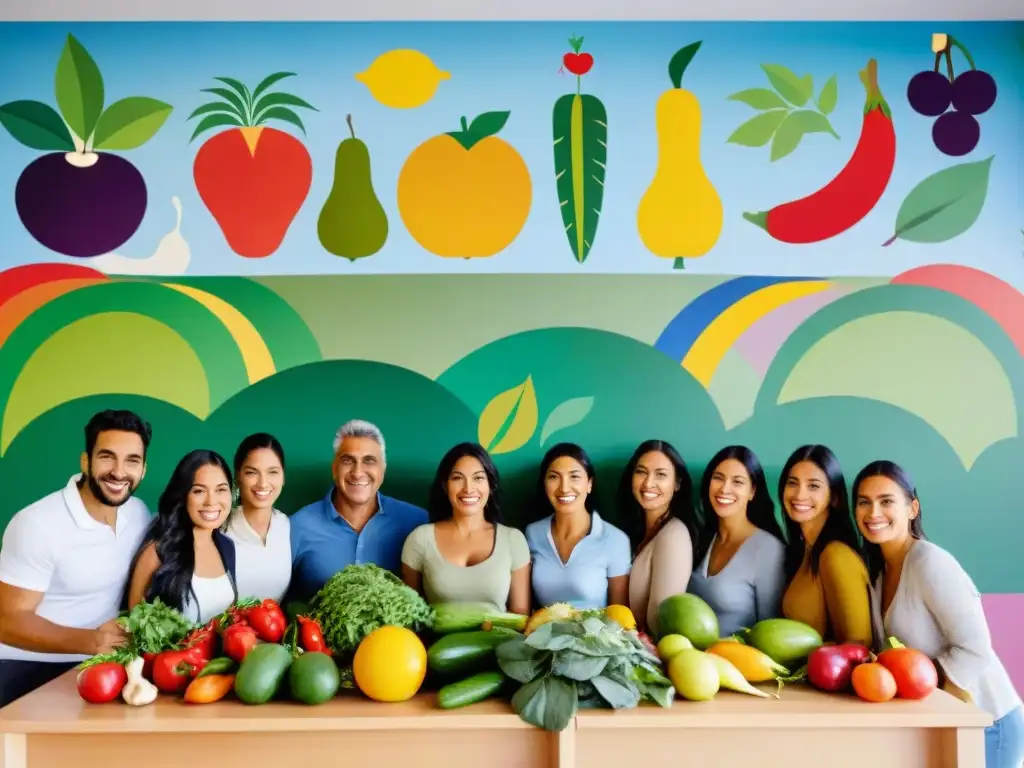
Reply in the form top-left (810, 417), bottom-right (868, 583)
top-left (687, 445), bottom-right (787, 636)
top-left (525, 442), bottom-right (631, 610)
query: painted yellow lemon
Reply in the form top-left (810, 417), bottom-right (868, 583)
top-left (355, 49), bottom-right (450, 109)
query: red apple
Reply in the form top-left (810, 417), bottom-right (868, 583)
top-left (807, 643), bottom-right (872, 692)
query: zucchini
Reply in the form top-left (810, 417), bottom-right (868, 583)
top-left (438, 670), bottom-right (507, 709)
top-left (430, 602), bottom-right (528, 634)
top-left (427, 628), bottom-right (521, 675)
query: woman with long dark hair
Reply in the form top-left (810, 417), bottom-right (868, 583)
top-left (687, 445), bottom-right (787, 636)
top-left (223, 433), bottom-right (291, 603)
top-left (401, 442), bottom-right (530, 614)
top-left (619, 439), bottom-right (697, 635)
top-left (853, 461), bottom-right (1022, 768)
top-left (778, 444), bottom-right (871, 645)
top-left (126, 450), bottom-right (238, 623)
top-left (525, 442), bottom-right (631, 610)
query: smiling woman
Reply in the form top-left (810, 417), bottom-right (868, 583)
top-left (125, 449), bottom-right (239, 624)
top-left (400, 442), bottom-right (531, 615)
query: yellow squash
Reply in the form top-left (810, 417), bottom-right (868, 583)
top-left (636, 41), bottom-right (723, 269)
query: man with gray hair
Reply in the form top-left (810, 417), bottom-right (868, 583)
top-left (287, 419), bottom-right (428, 601)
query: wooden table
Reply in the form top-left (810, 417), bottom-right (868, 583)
top-left (0, 671), bottom-right (992, 768)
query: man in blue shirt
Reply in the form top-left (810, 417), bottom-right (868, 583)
top-left (288, 419), bottom-right (428, 602)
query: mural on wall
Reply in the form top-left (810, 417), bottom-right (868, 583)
top-left (0, 21), bottom-right (1020, 279)
top-left (0, 20), bottom-right (1022, 689)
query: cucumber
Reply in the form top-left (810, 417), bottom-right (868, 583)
top-left (427, 628), bottom-right (521, 676)
top-left (438, 670), bottom-right (507, 710)
top-left (234, 643), bottom-right (294, 705)
top-left (431, 602), bottom-right (528, 634)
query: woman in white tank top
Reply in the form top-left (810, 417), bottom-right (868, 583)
top-left (224, 433), bottom-right (291, 603)
top-left (127, 450), bottom-right (239, 624)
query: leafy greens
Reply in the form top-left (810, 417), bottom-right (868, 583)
top-left (496, 612), bottom-right (675, 731)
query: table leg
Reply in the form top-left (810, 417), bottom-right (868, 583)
top-left (1, 734), bottom-right (26, 768)
top-left (940, 726), bottom-right (986, 768)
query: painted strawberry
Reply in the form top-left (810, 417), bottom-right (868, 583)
top-left (561, 34), bottom-right (593, 77)
top-left (188, 73), bottom-right (317, 258)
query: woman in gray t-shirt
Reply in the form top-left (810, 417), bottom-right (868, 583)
top-left (687, 445), bottom-right (787, 637)
top-left (401, 443), bottom-right (531, 615)
top-left (853, 460), bottom-right (1023, 768)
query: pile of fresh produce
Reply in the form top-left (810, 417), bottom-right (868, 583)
top-left (806, 637), bottom-right (939, 703)
top-left (74, 596), bottom-right (339, 706)
top-left (308, 563), bottom-right (433, 658)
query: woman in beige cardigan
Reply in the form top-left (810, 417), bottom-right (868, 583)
top-left (619, 440), bottom-right (698, 637)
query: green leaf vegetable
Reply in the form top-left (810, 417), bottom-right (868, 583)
top-left (552, 34), bottom-right (608, 265)
top-left (495, 612), bottom-right (674, 732)
top-left (0, 34), bottom-right (172, 157)
top-left (883, 156), bottom-right (994, 246)
top-left (725, 63), bottom-right (839, 161)
top-left (186, 71), bottom-right (318, 143)
top-left (79, 598), bottom-right (197, 669)
top-left (310, 563), bottom-right (433, 657)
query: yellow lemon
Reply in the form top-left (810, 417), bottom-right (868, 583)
top-left (355, 49), bottom-right (450, 109)
top-left (397, 111), bottom-right (531, 258)
top-left (605, 605), bottom-right (637, 630)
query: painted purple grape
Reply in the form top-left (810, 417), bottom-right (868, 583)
top-left (906, 70), bottom-right (952, 117)
top-left (951, 70), bottom-right (997, 116)
top-left (15, 152), bottom-right (148, 258)
top-left (932, 110), bottom-right (980, 157)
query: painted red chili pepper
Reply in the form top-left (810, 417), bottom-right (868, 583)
top-left (297, 615), bottom-right (331, 655)
top-left (743, 58), bottom-right (896, 244)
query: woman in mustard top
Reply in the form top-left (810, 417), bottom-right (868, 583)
top-left (779, 444), bottom-right (872, 645)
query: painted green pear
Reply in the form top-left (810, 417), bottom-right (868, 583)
top-left (317, 114), bottom-right (389, 260)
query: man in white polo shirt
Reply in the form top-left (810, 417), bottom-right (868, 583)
top-left (0, 409), bottom-right (154, 707)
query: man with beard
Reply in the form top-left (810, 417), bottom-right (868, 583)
top-left (0, 409), bottom-right (153, 707)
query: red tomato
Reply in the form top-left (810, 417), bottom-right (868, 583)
top-left (77, 662), bottom-right (128, 704)
top-left (877, 647), bottom-right (939, 700)
top-left (222, 622), bottom-right (259, 662)
top-left (246, 602), bottom-right (285, 643)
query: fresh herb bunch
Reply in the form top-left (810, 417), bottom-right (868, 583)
top-left (309, 563), bottom-right (433, 656)
top-left (496, 613), bottom-right (675, 732)
top-left (80, 599), bottom-right (196, 668)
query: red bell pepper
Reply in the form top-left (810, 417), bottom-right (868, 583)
top-left (246, 600), bottom-right (286, 643)
top-left (183, 622), bottom-right (218, 659)
top-left (151, 645), bottom-right (209, 695)
top-left (296, 615), bottom-right (331, 655)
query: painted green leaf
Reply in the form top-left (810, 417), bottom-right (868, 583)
top-left (252, 91), bottom-right (317, 120)
top-left (0, 100), bottom-right (75, 150)
top-left (255, 106), bottom-right (307, 134)
top-left (761, 64), bottom-right (813, 107)
top-left (251, 71), bottom-right (296, 103)
top-left (92, 97), bottom-right (173, 150)
top-left (727, 88), bottom-right (788, 110)
top-left (201, 87), bottom-right (248, 123)
top-left (726, 109), bottom-right (788, 147)
top-left (770, 110), bottom-right (839, 162)
top-left (446, 111), bottom-right (511, 151)
top-left (213, 76), bottom-right (253, 117)
top-left (55, 34), bottom-right (105, 141)
top-left (884, 156), bottom-right (994, 246)
top-left (187, 101), bottom-right (237, 120)
top-left (553, 93), bottom-right (607, 264)
top-left (816, 75), bottom-right (838, 115)
top-left (477, 374), bottom-right (538, 455)
top-left (189, 112), bottom-right (242, 142)
top-left (540, 396), bottom-right (595, 446)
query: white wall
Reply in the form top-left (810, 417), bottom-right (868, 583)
top-left (2, 0), bottom-right (1022, 21)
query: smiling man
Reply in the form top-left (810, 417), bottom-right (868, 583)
top-left (287, 419), bottom-right (428, 602)
top-left (0, 409), bottom-right (154, 707)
